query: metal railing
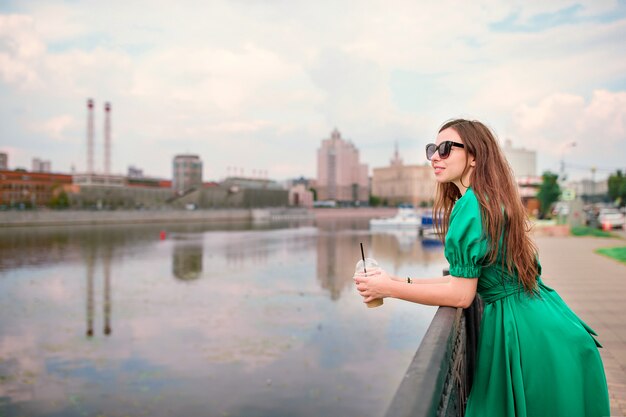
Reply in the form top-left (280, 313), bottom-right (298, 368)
top-left (385, 271), bottom-right (484, 417)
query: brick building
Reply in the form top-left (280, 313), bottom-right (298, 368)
top-left (0, 170), bottom-right (72, 208)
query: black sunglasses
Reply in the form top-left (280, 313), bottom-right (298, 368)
top-left (425, 141), bottom-right (465, 160)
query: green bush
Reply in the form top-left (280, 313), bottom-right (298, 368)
top-left (570, 226), bottom-right (615, 238)
top-left (49, 191), bottom-right (69, 209)
top-left (369, 195), bottom-right (382, 207)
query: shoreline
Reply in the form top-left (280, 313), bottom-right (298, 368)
top-left (0, 207), bottom-right (398, 228)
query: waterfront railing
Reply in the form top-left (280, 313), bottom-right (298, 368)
top-left (384, 270), bottom-right (484, 417)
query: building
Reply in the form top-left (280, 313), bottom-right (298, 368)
top-left (173, 154), bottom-right (203, 194)
top-left (68, 173), bottom-right (174, 209)
top-left (502, 139), bottom-right (536, 178)
top-left (371, 145), bottom-right (436, 207)
top-left (73, 174), bottom-right (125, 187)
top-left (516, 176), bottom-right (542, 215)
top-left (285, 176), bottom-right (314, 190)
top-left (316, 129), bottom-right (368, 205)
top-left (127, 165), bottom-right (144, 178)
top-left (0, 153), bottom-right (7, 170)
top-left (127, 177), bottom-right (172, 188)
top-left (289, 183), bottom-right (314, 208)
top-left (220, 177), bottom-right (288, 208)
top-left (167, 176), bottom-right (288, 209)
top-left (0, 170), bottom-right (72, 208)
top-left (501, 139), bottom-right (540, 213)
top-left (567, 179), bottom-right (609, 203)
top-left (32, 158), bottom-right (51, 173)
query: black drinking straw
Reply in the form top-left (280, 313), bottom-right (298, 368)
top-left (360, 242), bottom-right (367, 273)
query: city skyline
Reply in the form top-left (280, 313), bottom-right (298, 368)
top-left (1, 1), bottom-right (625, 182)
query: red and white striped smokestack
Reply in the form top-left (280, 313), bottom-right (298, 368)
top-left (87, 98), bottom-right (94, 174)
top-left (104, 102), bottom-right (111, 175)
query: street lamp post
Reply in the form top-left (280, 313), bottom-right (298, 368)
top-left (591, 166), bottom-right (596, 204)
top-left (557, 141), bottom-right (577, 226)
top-left (559, 141), bottom-right (577, 184)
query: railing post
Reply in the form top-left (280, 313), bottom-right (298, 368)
top-left (463, 296), bottom-right (482, 396)
top-left (385, 268), bottom-right (483, 417)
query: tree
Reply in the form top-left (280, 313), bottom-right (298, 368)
top-left (49, 190), bottom-right (69, 209)
top-left (369, 195), bottom-right (382, 207)
top-left (608, 170), bottom-right (626, 207)
top-left (537, 171), bottom-right (560, 218)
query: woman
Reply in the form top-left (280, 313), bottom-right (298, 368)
top-left (354, 119), bottom-right (609, 416)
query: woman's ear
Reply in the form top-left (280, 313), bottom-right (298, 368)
top-left (469, 156), bottom-right (476, 167)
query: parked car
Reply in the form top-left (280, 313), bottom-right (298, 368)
top-left (551, 202), bottom-right (569, 217)
top-left (597, 208), bottom-right (625, 230)
top-left (584, 208), bottom-right (598, 227)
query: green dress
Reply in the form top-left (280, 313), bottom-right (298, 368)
top-left (445, 188), bottom-right (610, 417)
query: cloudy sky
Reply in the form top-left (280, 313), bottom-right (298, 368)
top-left (1, 0), bottom-right (625, 182)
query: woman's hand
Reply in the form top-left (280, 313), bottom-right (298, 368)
top-left (353, 268), bottom-right (393, 304)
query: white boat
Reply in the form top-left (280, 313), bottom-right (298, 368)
top-left (370, 206), bottom-right (421, 229)
top-left (421, 226), bottom-right (441, 239)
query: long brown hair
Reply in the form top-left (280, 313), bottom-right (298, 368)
top-left (433, 119), bottom-right (539, 293)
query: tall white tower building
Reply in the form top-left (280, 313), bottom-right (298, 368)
top-left (502, 139), bottom-right (536, 178)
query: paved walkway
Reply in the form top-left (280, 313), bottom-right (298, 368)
top-left (535, 236), bottom-right (626, 416)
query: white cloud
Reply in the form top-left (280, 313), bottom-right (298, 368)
top-left (130, 43), bottom-right (313, 113)
top-left (29, 114), bottom-right (77, 142)
top-left (0, 15), bottom-right (45, 59)
top-left (44, 47), bottom-right (134, 96)
top-left (0, 1), bottom-right (625, 179)
top-left (0, 14), bottom-right (45, 88)
top-left (509, 90), bottom-right (626, 177)
top-left (581, 90), bottom-right (626, 140)
top-left (501, 0), bottom-right (619, 20)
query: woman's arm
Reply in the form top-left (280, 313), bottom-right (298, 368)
top-left (389, 275), bottom-right (451, 284)
top-left (355, 270), bottom-right (477, 308)
top-left (388, 277), bottom-right (477, 308)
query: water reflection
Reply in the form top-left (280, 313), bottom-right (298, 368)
top-left (0, 221), bottom-right (290, 272)
top-left (172, 243), bottom-right (204, 281)
top-left (314, 218), bottom-right (373, 300)
top-left (84, 243), bottom-right (114, 337)
top-left (0, 220), bottom-right (446, 417)
top-left (314, 225), bottom-right (445, 300)
top-left (316, 232), bottom-right (368, 300)
top-left (104, 246), bottom-right (112, 336)
top-left (223, 234), bottom-right (271, 268)
top-left (372, 231), bottom-right (444, 276)
top-left (86, 247), bottom-right (94, 337)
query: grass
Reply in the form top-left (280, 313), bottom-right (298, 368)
top-left (595, 246), bottom-right (626, 265)
top-left (570, 226), bottom-right (616, 238)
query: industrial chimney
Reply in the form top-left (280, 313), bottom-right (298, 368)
top-left (87, 98), bottom-right (94, 174)
top-left (104, 102), bottom-right (111, 175)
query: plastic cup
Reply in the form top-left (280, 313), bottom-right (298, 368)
top-left (355, 258), bottom-right (384, 308)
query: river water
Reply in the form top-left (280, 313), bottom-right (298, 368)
top-left (0, 218), bottom-right (446, 417)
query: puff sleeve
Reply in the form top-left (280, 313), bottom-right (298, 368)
top-left (444, 189), bottom-right (489, 278)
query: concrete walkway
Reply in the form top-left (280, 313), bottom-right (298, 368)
top-left (535, 236), bottom-right (626, 416)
